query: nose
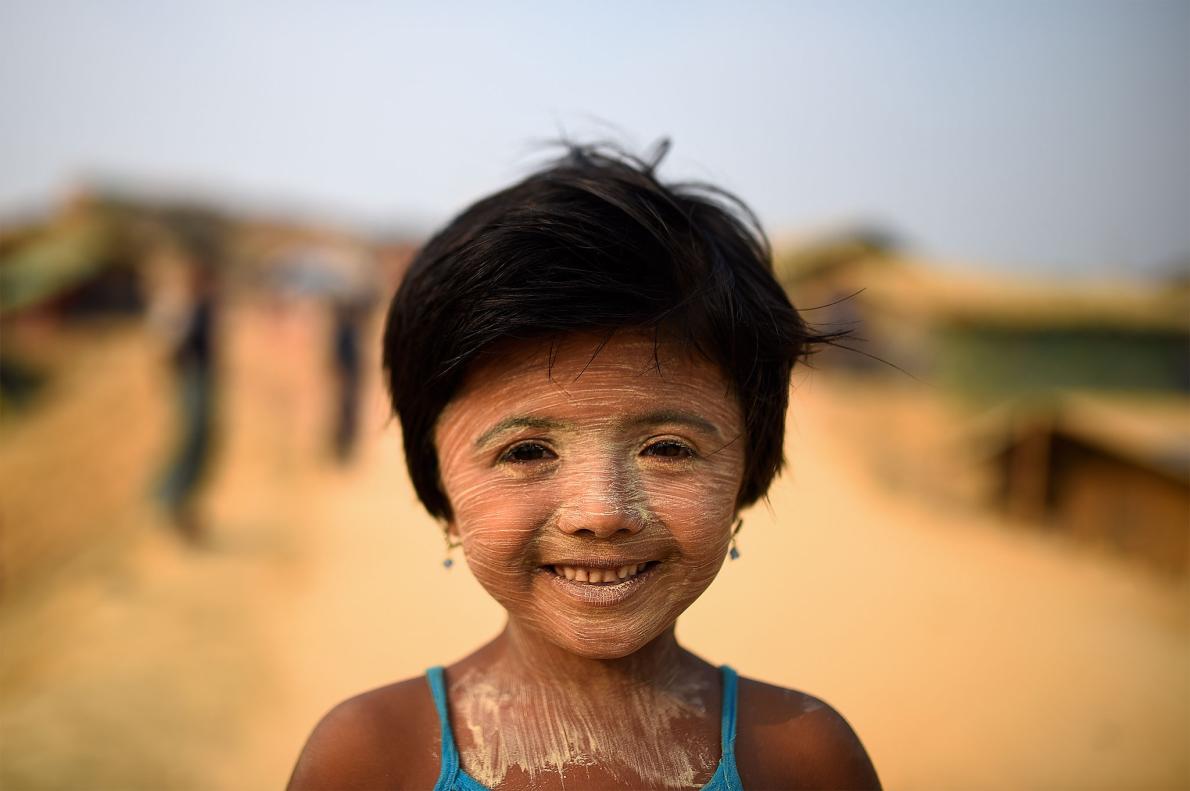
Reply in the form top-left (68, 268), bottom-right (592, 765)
top-left (554, 457), bottom-right (646, 539)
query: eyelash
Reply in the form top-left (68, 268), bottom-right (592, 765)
top-left (641, 439), bottom-right (695, 460)
top-left (500, 442), bottom-right (556, 463)
top-left (498, 439), bottom-right (696, 464)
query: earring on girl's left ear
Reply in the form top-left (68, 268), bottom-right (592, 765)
top-left (443, 529), bottom-right (462, 570)
top-left (729, 518), bottom-right (743, 560)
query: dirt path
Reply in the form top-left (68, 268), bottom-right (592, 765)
top-left (1, 302), bottom-right (1186, 790)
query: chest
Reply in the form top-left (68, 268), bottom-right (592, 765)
top-left (450, 683), bottom-right (723, 790)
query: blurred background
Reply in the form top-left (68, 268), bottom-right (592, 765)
top-left (1, 1), bottom-right (1187, 789)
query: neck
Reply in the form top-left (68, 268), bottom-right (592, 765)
top-left (448, 621), bottom-right (723, 787)
top-left (474, 618), bottom-right (702, 694)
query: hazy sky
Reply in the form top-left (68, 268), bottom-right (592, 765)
top-left (2, 0), bottom-right (1188, 275)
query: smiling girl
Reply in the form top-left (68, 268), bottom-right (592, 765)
top-left (288, 143), bottom-right (880, 790)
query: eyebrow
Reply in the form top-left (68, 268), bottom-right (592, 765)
top-left (621, 410), bottom-right (722, 439)
top-left (473, 410), bottom-right (723, 449)
top-left (474, 416), bottom-right (572, 449)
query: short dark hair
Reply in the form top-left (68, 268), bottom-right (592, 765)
top-left (383, 141), bottom-right (833, 521)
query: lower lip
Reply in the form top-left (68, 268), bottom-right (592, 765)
top-left (538, 564), bottom-right (660, 606)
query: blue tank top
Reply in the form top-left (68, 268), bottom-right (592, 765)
top-left (426, 665), bottom-right (743, 790)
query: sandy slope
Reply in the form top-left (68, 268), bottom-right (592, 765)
top-left (1, 301), bottom-right (1186, 790)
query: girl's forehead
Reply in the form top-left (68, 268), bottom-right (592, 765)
top-left (439, 333), bottom-right (740, 428)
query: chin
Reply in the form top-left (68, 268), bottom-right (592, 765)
top-left (556, 638), bottom-right (644, 660)
top-left (538, 613), bottom-right (675, 660)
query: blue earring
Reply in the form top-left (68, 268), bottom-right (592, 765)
top-left (443, 529), bottom-right (462, 569)
top-left (729, 518), bottom-right (742, 560)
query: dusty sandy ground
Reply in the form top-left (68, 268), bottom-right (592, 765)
top-left (1, 301), bottom-right (1186, 790)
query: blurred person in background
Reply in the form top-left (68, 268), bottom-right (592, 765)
top-left (328, 293), bottom-right (372, 463)
top-left (152, 227), bottom-right (222, 543)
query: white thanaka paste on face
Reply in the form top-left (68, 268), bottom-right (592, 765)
top-left (434, 333), bottom-right (746, 787)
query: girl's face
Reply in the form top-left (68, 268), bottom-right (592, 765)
top-left (435, 333), bottom-right (746, 659)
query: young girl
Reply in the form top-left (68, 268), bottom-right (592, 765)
top-left (288, 143), bottom-right (880, 790)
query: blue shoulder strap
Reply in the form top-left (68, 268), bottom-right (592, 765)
top-left (706, 665), bottom-right (743, 790)
top-left (720, 665), bottom-right (739, 754)
top-left (426, 666), bottom-right (461, 791)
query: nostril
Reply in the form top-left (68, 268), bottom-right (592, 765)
top-left (555, 500), bottom-right (647, 537)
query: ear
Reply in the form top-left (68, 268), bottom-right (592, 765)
top-left (443, 521), bottom-right (462, 546)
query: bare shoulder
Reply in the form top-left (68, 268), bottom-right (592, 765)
top-left (735, 677), bottom-right (881, 790)
top-left (286, 674), bottom-right (442, 791)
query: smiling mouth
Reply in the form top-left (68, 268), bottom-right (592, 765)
top-left (543, 562), bottom-right (660, 585)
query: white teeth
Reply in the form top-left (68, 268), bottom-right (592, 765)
top-left (554, 564), bottom-right (651, 584)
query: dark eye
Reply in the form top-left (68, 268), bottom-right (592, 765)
top-left (643, 440), bottom-right (693, 459)
top-left (502, 442), bottom-right (555, 463)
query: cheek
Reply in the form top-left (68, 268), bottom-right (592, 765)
top-left (443, 467), bottom-right (550, 588)
top-left (644, 453), bottom-right (744, 524)
top-left (652, 456), bottom-right (742, 568)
